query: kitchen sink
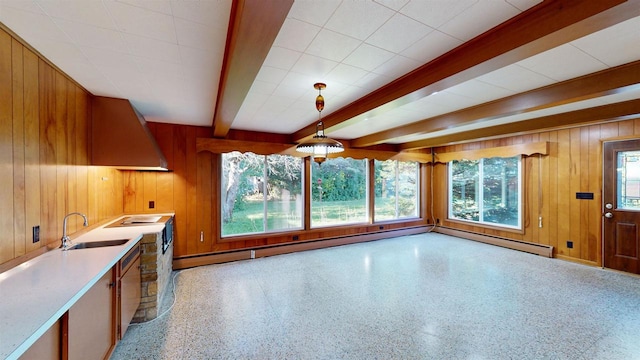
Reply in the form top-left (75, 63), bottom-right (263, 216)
top-left (69, 239), bottom-right (129, 250)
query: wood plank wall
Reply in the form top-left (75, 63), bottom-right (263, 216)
top-left (432, 121), bottom-right (640, 266)
top-left (0, 28), bottom-right (123, 265)
top-left (127, 120), bottom-right (638, 265)
top-left (127, 122), bottom-right (429, 258)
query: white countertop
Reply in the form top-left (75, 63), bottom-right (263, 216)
top-left (0, 214), bottom-right (172, 360)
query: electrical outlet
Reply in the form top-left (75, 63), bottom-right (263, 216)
top-left (567, 241), bottom-right (573, 249)
top-left (32, 226), bottom-right (40, 243)
top-left (379, 225), bottom-right (384, 230)
top-left (250, 250), bottom-right (255, 259)
top-left (436, 218), bottom-right (440, 224)
top-left (292, 235), bottom-right (299, 240)
top-left (149, 200), bottom-right (155, 209)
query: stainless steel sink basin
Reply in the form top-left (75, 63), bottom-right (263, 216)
top-left (69, 239), bottom-right (129, 250)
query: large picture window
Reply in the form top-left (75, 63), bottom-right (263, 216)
top-left (448, 156), bottom-right (521, 228)
top-left (221, 152), bottom-right (303, 236)
top-left (311, 158), bottom-right (368, 227)
top-left (374, 160), bottom-right (419, 221)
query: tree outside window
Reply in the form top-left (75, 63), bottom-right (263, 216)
top-left (374, 160), bottom-right (419, 221)
top-left (221, 152), bottom-right (303, 236)
top-left (311, 158), bottom-right (368, 227)
top-left (449, 156), bottom-right (521, 228)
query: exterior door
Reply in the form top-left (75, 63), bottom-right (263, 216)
top-left (603, 139), bottom-right (640, 274)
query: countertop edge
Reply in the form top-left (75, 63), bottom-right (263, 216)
top-left (1, 213), bottom-right (173, 360)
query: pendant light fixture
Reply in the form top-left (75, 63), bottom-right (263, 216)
top-left (295, 83), bottom-right (344, 164)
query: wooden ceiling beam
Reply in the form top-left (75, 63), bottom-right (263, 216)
top-left (400, 99), bottom-right (640, 150)
top-left (291, 0), bottom-right (633, 144)
top-left (354, 60), bottom-right (640, 147)
top-left (212, 0), bottom-right (293, 138)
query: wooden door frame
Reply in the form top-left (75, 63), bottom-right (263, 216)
top-left (601, 136), bottom-right (640, 270)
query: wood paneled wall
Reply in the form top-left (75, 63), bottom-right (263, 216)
top-left (129, 122), bottom-right (428, 258)
top-left (0, 28), bottom-right (123, 265)
top-left (433, 120), bottom-right (640, 265)
top-left (130, 119), bottom-right (637, 265)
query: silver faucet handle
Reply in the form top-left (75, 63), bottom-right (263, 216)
top-left (60, 236), bottom-right (73, 250)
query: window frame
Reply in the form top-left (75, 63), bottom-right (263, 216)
top-left (310, 157), bottom-right (370, 229)
top-left (373, 159), bottom-right (420, 222)
top-left (447, 156), bottom-right (523, 230)
top-left (220, 152), bottom-right (304, 238)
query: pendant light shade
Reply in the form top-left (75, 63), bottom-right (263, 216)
top-left (296, 83), bottom-right (344, 164)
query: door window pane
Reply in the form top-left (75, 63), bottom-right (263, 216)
top-left (617, 151), bottom-right (640, 210)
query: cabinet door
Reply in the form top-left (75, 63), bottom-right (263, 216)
top-left (120, 256), bottom-right (140, 339)
top-left (68, 269), bottom-right (115, 360)
top-left (19, 319), bottom-right (61, 360)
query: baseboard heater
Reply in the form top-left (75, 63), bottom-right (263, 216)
top-left (434, 227), bottom-right (553, 258)
top-left (173, 226), bottom-right (430, 270)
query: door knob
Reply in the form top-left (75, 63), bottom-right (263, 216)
top-left (604, 212), bottom-right (613, 218)
top-left (605, 203), bottom-right (613, 210)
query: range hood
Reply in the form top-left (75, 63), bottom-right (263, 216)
top-left (91, 96), bottom-right (168, 170)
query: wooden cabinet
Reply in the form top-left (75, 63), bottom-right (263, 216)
top-left (117, 244), bottom-right (141, 339)
top-left (67, 269), bottom-right (116, 360)
top-left (19, 319), bottom-right (61, 360)
top-left (18, 241), bottom-right (142, 359)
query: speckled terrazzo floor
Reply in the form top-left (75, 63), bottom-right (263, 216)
top-left (111, 233), bottom-right (640, 360)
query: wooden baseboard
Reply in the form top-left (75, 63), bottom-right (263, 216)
top-left (434, 226), bottom-right (554, 257)
top-left (555, 254), bottom-right (598, 267)
top-left (173, 226), bottom-right (430, 269)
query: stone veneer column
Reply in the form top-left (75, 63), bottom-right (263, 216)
top-left (132, 230), bottom-right (173, 322)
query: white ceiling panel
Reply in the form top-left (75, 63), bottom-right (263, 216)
top-left (400, 29), bottom-right (462, 63)
top-left (571, 16), bottom-right (640, 68)
top-left (366, 13), bottom-right (433, 53)
top-left (475, 64), bottom-right (554, 93)
top-left (507, 0), bottom-right (543, 11)
top-left (53, 18), bottom-right (127, 53)
top-left (1, 0), bottom-right (637, 147)
top-left (343, 43), bottom-right (395, 72)
top-left (306, 29), bottom-right (362, 62)
top-left (439, 1), bottom-right (522, 41)
top-left (291, 53), bottom-right (339, 78)
top-left (325, 63), bottom-right (369, 85)
top-left (273, 18), bottom-right (320, 52)
top-left (36, 0), bottom-right (114, 29)
top-left (255, 66), bottom-right (288, 85)
top-left (324, 1), bottom-right (395, 41)
top-left (123, 32), bottom-right (182, 64)
top-left (373, 55), bottom-right (422, 78)
top-left (286, 0), bottom-right (341, 27)
top-left (399, 0), bottom-right (476, 29)
top-left (170, 0), bottom-right (231, 25)
top-left (263, 46), bottom-right (302, 71)
top-left (174, 17), bottom-right (220, 50)
top-left (116, 0), bottom-right (173, 15)
top-left (517, 44), bottom-right (608, 82)
top-left (445, 79), bottom-right (516, 103)
top-left (0, 5), bottom-right (71, 42)
top-left (102, 1), bottom-right (177, 43)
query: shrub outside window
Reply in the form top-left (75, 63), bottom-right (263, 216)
top-left (221, 152), bottom-right (303, 236)
top-left (374, 160), bottom-right (419, 221)
top-left (311, 158), bottom-right (368, 227)
top-left (448, 156), bottom-right (521, 228)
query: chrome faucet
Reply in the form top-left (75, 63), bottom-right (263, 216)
top-left (60, 212), bottom-right (88, 250)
